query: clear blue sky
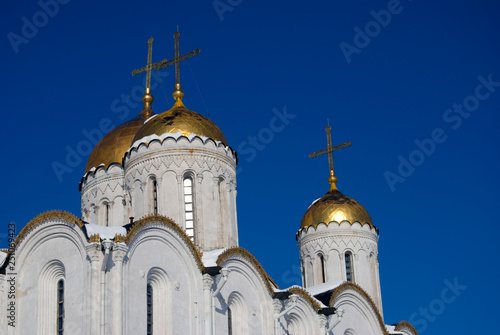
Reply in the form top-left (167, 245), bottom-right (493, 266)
top-left (1, 0), bottom-right (499, 333)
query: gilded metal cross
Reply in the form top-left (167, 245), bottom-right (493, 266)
top-left (131, 37), bottom-right (167, 92)
top-left (309, 125), bottom-right (351, 189)
top-left (154, 32), bottom-right (200, 85)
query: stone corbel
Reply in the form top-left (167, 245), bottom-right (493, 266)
top-left (202, 273), bottom-right (214, 291)
top-left (112, 242), bottom-right (128, 263)
top-left (197, 173), bottom-right (204, 183)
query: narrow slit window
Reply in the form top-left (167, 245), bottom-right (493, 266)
top-left (183, 177), bottom-right (194, 241)
top-left (57, 279), bottom-right (64, 335)
top-left (105, 203), bottom-right (110, 226)
top-left (147, 284), bottom-right (153, 335)
top-left (345, 252), bottom-right (353, 282)
top-left (153, 180), bottom-right (158, 215)
top-left (320, 254), bottom-right (326, 283)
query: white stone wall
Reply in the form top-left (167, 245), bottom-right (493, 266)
top-left (123, 223), bottom-right (205, 335)
top-left (6, 219), bottom-right (90, 335)
top-left (328, 289), bottom-right (384, 335)
top-left (1, 214), bottom-right (396, 335)
top-left (124, 136), bottom-right (238, 251)
top-left (215, 256), bottom-right (275, 335)
top-left (297, 221), bottom-right (383, 313)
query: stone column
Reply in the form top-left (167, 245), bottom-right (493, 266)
top-left (108, 201), bottom-right (114, 227)
top-left (195, 174), bottom-right (204, 248)
top-left (228, 179), bottom-right (238, 246)
top-left (202, 274), bottom-right (214, 335)
top-left (86, 242), bottom-right (101, 335)
top-left (112, 242), bottom-right (128, 335)
top-left (156, 177), bottom-right (162, 214)
top-left (273, 299), bottom-right (283, 335)
top-left (212, 177), bottom-right (222, 249)
top-left (176, 175), bottom-right (184, 228)
top-left (317, 313), bottom-right (327, 335)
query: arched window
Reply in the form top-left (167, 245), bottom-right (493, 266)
top-left (146, 268), bottom-right (169, 332)
top-left (227, 306), bottom-right (233, 335)
top-left (344, 328), bottom-right (357, 335)
top-left (345, 252), bottom-right (354, 282)
top-left (153, 179), bottom-right (158, 215)
top-left (147, 283), bottom-right (153, 335)
top-left (57, 279), bottom-right (64, 335)
top-left (38, 260), bottom-right (65, 334)
top-left (183, 177), bottom-right (194, 241)
top-left (319, 254), bottom-right (326, 283)
top-left (227, 293), bottom-right (248, 334)
top-left (105, 202), bottom-right (110, 226)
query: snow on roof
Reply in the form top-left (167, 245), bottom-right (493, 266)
top-left (128, 131), bottom-right (227, 154)
top-left (277, 284), bottom-right (331, 308)
top-left (88, 163), bottom-right (105, 173)
top-left (0, 251), bottom-right (8, 267)
top-left (386, 325), bottom-right (404, 334)
top-left (144, 114), bottom-right (159, 124)
top-left (308, 197), bottom-right (321, 209)
top-left (85, 222), bottom-right (127, 240)
top-left (202, 248), bottom-right (227, 267)
top-left (305, 280), bottom-right (343, 297)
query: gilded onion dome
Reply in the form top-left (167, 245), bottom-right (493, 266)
top-left (85, 93), bottom-right (154, 173)
top-left (132, 84), bottom-right (228, 146)
top-left (301, 123), bottom-right (373, 229)
top-left (300, 188), bottom-right (373, 229)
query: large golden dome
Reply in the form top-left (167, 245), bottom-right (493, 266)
top-left (300, 188), bottom-right (373, 229)
top-left (132, 97), bottom-right (228, 146)
top-left (85, 97), bottom-right (154, 173)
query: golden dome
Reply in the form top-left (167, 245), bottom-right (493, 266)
top-left (300, 189), bottom-right (373, 229)
top-left (132, 95), bottom-right (228, 146)
top-left (85, 95), bottom-right (154, 173)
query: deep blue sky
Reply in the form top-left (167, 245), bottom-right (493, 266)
top-left (2, 0), bottom-right (499, 333)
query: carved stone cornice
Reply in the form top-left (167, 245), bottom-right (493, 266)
top-left (85, 243), bottom-right (101, 263)
top-left (112, 242), bottom-right (128, 263)
top-left (202, 273), bottom-right (214, 291)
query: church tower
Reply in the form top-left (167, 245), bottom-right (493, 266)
top-left (80, 34), bottom-right (238, 251)
top-left (297, 125), bottom-right (383, 313)
top-left (1, 33), bottom-right (420, 335)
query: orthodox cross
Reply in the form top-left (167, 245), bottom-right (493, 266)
top-left (131, 37), bottom-right (167, 92)
top-left (154, 32), bottom-right (200, 86)
top-left (309, 125), bottom-right (351, 189)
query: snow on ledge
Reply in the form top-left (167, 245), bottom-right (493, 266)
top-left (280, 284), bottom-right (329, 308)
top-left (386, 325), bottom-right (404, 334)
top-left (88, 163), bottom-right (105, 173)
top-left (85, 222), bottom-right (126, 240)
top-left (0, 251), bottom-right (8, 267)
top-left (202, 248), bottom-right (227, 267)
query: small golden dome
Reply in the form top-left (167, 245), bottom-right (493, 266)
top-left (132, 98), bottom-right (228, 146)
top-left (300, 189), bottom-right (373, 229)
top-left (85, 107), bottom-right (154, 173)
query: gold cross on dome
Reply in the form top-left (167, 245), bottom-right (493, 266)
top-left (154, 32), bottom-right (200, 94)
top-left (309, 125), bottom-right (351, 190)
top-left (131, 37), bottom-right (167, 93)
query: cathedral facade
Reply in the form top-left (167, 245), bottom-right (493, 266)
top-left (0, 36), bottom-right (417, 335)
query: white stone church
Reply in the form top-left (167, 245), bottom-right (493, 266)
top-left (0, 35), bottom-right (418, 335)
